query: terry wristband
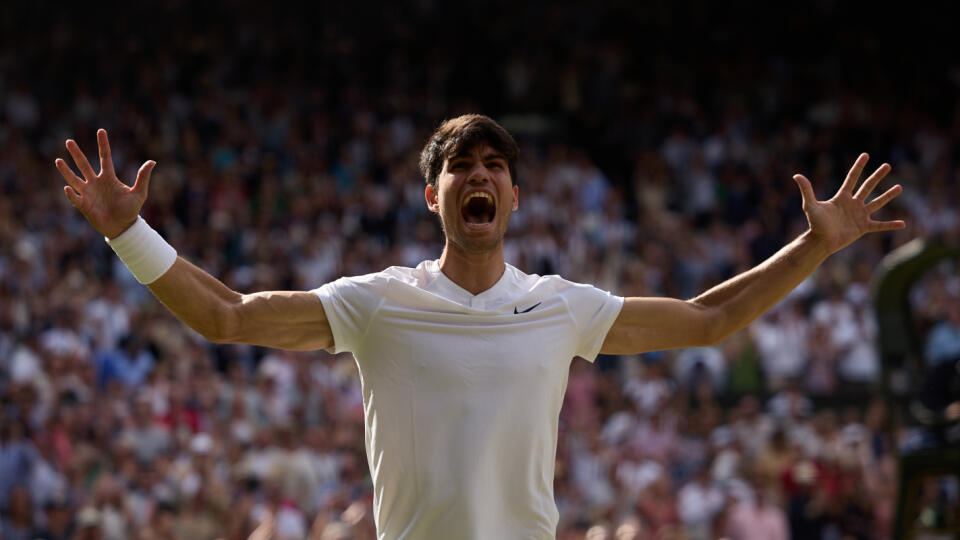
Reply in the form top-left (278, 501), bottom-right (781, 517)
top-left (105, 216), bottom-right (178, 284)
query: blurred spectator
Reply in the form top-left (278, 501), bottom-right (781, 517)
top-left (89, 476), bottom-right (131, 540)
top-left (31, 495), bottom-right (76, 540)
top-left (74, 506), bottom-right (104, 540)
top-left (93, 334), bottom-right (154, 389)
top-left (119, 397), bottom-right (170, 464)
top-left (677, 466), bottom-right (725, 540)
top-left (811, 284), bottom-right (880, 384)
top-left (723, 480), bottom-right (789, 540)
top-left (0, 485), bottom-right (35, 540)
top-left (750, 301), bottom-right (809, 390)
top-left (636, 471), bottom-right (679, 537)
top-left (785, 459), bottom-right (830, 539)
top-left (0, 420), bottom-right (37, 509)
top-left (924, 299), bottom-right (960, 366)
top-left (674, 346), bottom-right (726, 395)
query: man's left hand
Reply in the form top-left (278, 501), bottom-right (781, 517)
top-left (794, 153), bottom-right (906, 254)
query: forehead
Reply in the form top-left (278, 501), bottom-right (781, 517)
top-left (445, 144), bottom-right (506, 162)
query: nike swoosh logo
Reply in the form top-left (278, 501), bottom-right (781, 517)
top-left (514, 302), bottom-right (541, 314)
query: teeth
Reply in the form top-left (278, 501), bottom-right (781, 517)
top-left (461, 192), bottom-right (493, 208)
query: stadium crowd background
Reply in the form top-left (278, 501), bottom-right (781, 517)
top-left (1, 2), bottom-right (958, 539)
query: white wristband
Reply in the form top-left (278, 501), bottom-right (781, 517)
top-left (105, 216), bottom-right (178, 284)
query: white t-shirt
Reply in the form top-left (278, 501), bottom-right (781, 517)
top-left (313, 260), bottom-right (623, 540)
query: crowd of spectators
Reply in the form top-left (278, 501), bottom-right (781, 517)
top-left (1, 2), bottom-right (958, 539)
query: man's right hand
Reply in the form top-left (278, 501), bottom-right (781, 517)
top-left (56, 128), bottom-right (156, 239)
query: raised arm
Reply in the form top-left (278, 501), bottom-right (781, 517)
top-left (601, 153), bottom-right (905, 355)
top-left (56, 129), bottom-right (332, 351)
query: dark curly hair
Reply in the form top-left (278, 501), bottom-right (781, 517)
top-left (418, 114), bottom-right (519, 188)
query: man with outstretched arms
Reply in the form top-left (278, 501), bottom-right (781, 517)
top-left (57, 115), bottom-right (904, 539)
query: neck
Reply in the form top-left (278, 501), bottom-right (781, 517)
top-left (438, 241), bottom-right (506, 295)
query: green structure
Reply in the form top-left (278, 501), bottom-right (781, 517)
top-left (874, 238), bottom-right (960, 539)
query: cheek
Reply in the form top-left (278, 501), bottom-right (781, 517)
top-left (505, 188), bottom-right (518, 212)
top-left (442, 191), bottom-right (457, 210)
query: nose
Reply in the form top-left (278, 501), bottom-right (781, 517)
top-left (467, 162), bottom-right (490, 183)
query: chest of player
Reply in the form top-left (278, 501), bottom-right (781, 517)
top-left (355, 299), bottom-right (577, 391)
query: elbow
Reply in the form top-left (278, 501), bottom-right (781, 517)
top-left (201, 297), bottom-right (243, 344)
top-left (202, 328), bottom-right (232, 344)
top-left (702, 326), bottom-right (730, 348)
top-left (698, 304), bottom-right (732, 347)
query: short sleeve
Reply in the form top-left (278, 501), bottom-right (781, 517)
top-left (312, 274), bottom-right (386, 354)
top-left (559, 282), bottom-right (625, 362)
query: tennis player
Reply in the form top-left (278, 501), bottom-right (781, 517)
top-left (56, 114), bottom-right (904, 539)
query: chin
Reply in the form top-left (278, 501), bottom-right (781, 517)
top-left (440, 208), bottom-right (512, 254)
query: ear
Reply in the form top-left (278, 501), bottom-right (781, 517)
top-left (425, 184), bottom-right (440, 213)
top-left (511, 185), bottom-right (519, 211)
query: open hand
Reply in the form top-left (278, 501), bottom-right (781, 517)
top-left (55, 129), bottom-right (156, 239)
top-left (793, 153), bottom-right (906, 254)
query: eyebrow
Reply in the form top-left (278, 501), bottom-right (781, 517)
top-left (448, 150), bottom-right (507, 162)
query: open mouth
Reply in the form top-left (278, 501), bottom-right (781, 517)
top-left (460, 191), bottom-right (496, 227)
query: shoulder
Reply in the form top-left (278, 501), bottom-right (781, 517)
top-left (381, 261), bottom-right (434, 288)
top-left (313, 270), bottom-right (394, 307)
top-left (316, 261), bottom-right (439, 299)
top-left (528, 271), bottom-right (613, 297)
top-left (327, 264), bottom-right (420, 290)
top-left (501, 263), bottom-right (621, 298)
top-left (505, 266), bottom-right (621, 311)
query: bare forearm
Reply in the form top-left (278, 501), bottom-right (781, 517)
top-left (146, 257), bottom-right (242, 341)
top-left (692, 230), bottom-right (831, 342)
top-left (146, 257), bottom-right (332, 350)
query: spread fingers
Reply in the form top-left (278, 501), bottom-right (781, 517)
top-left (865, 184), bottom-right (902, 214)
top-left (854, 163), bottom-right (891, 201)
top-left (839, 153), bottom-right (869, 196)
top-left (65, 139), bottom-right (97, 180)
top-left (56, 158), bottom-right (86, 194)
top-left (97, 129), bottom-right (115, 176)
